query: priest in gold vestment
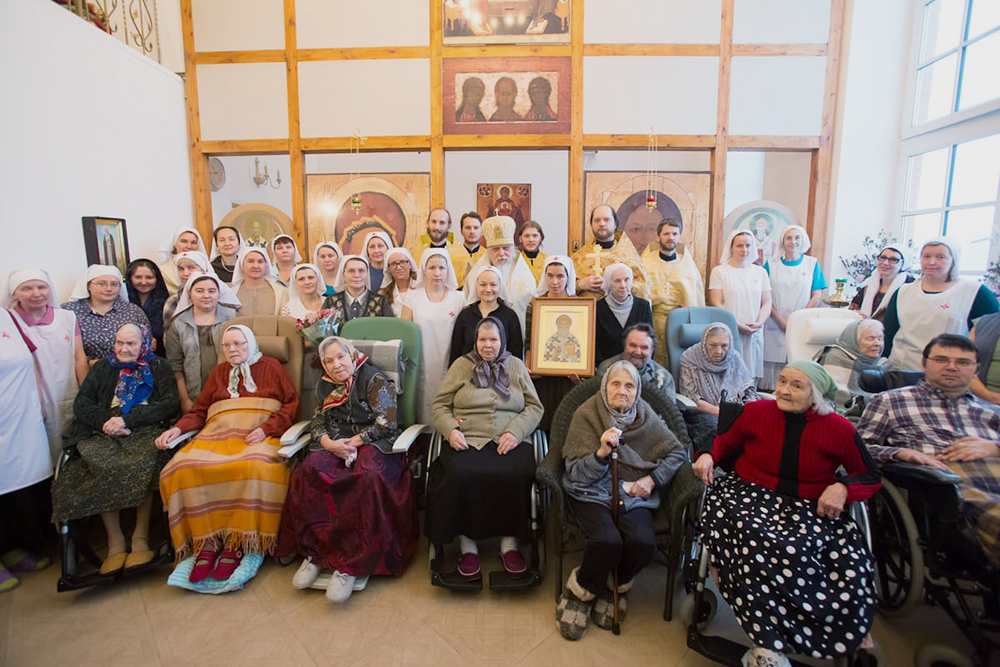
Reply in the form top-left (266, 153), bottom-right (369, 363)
top-left (410, 208), bottom-right (454, 269)
top-left (464, 215), bottom-right (536, 338)
top-left (571, 204), bottom-right (649, 300)
top-left (640, 218), bottom-right (706, 364)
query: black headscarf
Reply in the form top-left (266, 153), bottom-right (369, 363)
top-left (125, 258), bottom-right (169, 353)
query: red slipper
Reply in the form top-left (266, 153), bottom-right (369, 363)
top-left (188, 547), bottom-right (218, 583)
top-left (500, 549), bottom-right (527, 575)
top-left (211, 549), bottom-right (243, 580)
top-left (457, 552), bottom-right (480, 579)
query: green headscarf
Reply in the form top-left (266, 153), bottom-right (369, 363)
top-left (785, 359), bottom-right (837, 402)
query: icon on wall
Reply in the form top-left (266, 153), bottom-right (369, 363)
top-left (82, 216), bottom-right (130, 276)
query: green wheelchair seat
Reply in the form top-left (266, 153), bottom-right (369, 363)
top-left (341, 317), bottom-right (423, 428)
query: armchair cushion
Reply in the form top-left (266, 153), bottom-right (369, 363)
top-left (347, 338), bottom-right (404, 395)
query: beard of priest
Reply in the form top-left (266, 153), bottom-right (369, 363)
top-left (571, 204), bottom-right (650, 300)
top-left (464, 215), bottom-right (537, 338)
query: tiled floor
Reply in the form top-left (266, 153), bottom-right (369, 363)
top-left (0, 538), bottom-right (977, 667)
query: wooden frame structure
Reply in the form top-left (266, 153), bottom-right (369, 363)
top-left (180, 0), bottom-right (846, 268)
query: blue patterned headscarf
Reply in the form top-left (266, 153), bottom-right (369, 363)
top-left (108, 323), bottom-right (155, 414)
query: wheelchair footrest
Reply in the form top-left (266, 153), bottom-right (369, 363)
top-left (489, 568), bottom-right (541, 591)
top-left (687, 631), bottom-right (819, 667)
top-left (431, 569), bottom-right (483, 591)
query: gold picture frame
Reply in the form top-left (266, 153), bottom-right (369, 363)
top-left (527, 297), bottom-right (596, 377)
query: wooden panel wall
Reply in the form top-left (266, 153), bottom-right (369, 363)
top-left (181, 1), bottom-right (847, 262)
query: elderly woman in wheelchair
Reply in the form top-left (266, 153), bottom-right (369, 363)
top-left (691, 360), bottom-right (881, 666)
top-left (556, 360), bottom-right (688, 640)
top-left (814, 319), bottom-right (891, 412)
top-left (275, 336), bottom-right (417, 602)
top-left (52, 323), bottom-right (179, 575)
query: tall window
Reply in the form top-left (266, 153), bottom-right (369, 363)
top-left (900, 0), bottom-right (1000, 276)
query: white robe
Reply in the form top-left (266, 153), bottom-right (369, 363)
top-left (763, 256), bottom-right (817, 386)
top-left (709, 263), bottom-right (771, 379)
top-left (400, 288), bottom-right (468, 424)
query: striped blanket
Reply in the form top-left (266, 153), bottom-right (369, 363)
top-left (950, 458), bottom-right (1000, 566)
top-left (159, 397), bottom-right (291, 561)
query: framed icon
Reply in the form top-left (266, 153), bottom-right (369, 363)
top-left (82, 216), bottom-right (130, 275)
top-left (527, 296), bottom-right (596, 377)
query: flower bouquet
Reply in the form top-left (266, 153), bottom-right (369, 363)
top-left (295, 309), bottom-right (340, 346)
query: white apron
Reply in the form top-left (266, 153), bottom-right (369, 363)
top-left (11, 308), bottom-right (79, 465)
top-left (889, 279), bottom-right (980, 370)
top-left (0, 309), bottom-right (52, 496)
top-left (764, 256), bottom-right (816, 365)
top-left (401, 288), bottom-right (468, 424)
top-left (709, 263), bottom-right (769, 379)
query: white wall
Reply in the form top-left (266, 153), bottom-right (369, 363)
top-left (0, 0), bottom-right (193, 300)
top-left (826, 0), bottom-right (912, 281)
top-left (444, 151), bottom-right (569, 255)
top-left (762, 152), bottom-right (812, 224)
top-left (210, 155), bottom-right (293, 226)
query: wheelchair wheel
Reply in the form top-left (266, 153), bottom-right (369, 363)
top-left (869, 479), bottom-right (924, 618)
top-left (679, 589), bottom-right (717, 632)
top-left (913, 643), bottom-right (973, 667)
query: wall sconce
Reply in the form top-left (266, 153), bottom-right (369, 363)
top-left (253, 157), bottom-right (282, 189)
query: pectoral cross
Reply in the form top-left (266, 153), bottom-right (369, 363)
top-left (585, 246), bottom-right (604, 276)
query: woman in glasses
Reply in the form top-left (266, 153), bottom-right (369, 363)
top-left (62, 265), bottom-right (150, 362)
top-left (849, 243), bottom-right (913, 321)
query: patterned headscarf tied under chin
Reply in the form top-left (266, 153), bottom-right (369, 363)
top-left (108, 323), bottom-right (156, 415)
top-left (319, 336), bottom-right (368, 410)
top-left (465, 316), bottom-right (512, 400)
top-left (224, 324), bottom-right (263, 398)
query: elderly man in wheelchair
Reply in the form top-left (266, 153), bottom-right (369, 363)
top-left (691, 360), bottom-right (882, 667)
top-left (857, 333), bottom-right (1000, 666)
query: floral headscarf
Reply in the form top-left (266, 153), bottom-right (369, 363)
top-left (318, 336), bottom-right (368, 409)
top-left (224, 325), bottom-right (263, 398)
top-left (108, 323), bottom-right (156, 414)
top-left (465, 317), bottom-right (512, 399)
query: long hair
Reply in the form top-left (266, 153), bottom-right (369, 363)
top-left (125, 258), bottom-right (169, 310)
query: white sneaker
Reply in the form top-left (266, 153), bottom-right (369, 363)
top-left (292, 558), bottom-right (320, 589)
top-left (325, 570), bottom-right (355, 602)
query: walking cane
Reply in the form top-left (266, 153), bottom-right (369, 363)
top-left (610, 437), bottom-right (622, 635)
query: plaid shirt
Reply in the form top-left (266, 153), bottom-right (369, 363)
top-left (857, 380), bottom-right (1000, 461)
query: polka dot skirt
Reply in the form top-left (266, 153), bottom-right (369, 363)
top-left (699, 474), bottom-right (875, 659)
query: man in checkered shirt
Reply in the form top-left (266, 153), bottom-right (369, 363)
top-left (857, 333), bottom-right (1000, 562)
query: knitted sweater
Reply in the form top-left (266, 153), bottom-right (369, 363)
top-left (708, 399), bottom-right (880, 503)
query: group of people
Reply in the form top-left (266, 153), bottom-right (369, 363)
top-left (2, 205), bottom-right (999, 667)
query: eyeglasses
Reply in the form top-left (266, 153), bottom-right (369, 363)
top-left (387, 260), bottom-right (410, 269)
top-left (91, 281), bottom-right (120, 289)
top-left (926, 356), bottom-right (977, 368)
top-left (876, 255), bottom-right (901, 265)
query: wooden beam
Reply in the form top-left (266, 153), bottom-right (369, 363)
top-left (731, 44), bottom-right (827, 57)
top-left (708, 0), bottom-right (735, 273)
top-left (200, 139), bottom-right (291, 154)
top-left (583, 134), bottom-right (715, 149)
top-left (180, 0), bottom-right (213, 247)
top-left (430, 0), bottom-right (444, 209)
top-left (301, 136), bottom-right (432, 152)
top-left (444, 44), bottom-right (570, 58)
top-left (283, 0), bottom-right (306, 253)
top-left (298, 46), bottom-right (430, 61)
top-left (568, 0), bottom-right (585, 254)
top-left (191, 50), bottom-right (285, 64)
top-left (808, 0), bottom-right (845, 268)
top-left (728, 135), bottom-right (820, 150)
top-left (443, 134), bottom-right (572, 149)
top-left (584, 43), bottom-right (719, 57)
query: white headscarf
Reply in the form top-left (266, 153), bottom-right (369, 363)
top-left (416, 248), bottom-right (460, 291)
top-left (223, 324), bottom-right (263, 398)
top-left (287, 263), bottom-right (327, 305)
top-left (773, 224), bottom-right (812, 260)
top-left (231, 247), bottom-right (279, 289)
top-left (465, 264), bottom-right (508, 305)
top-left (333, 255), bottom-right (371, 293)
top-left (2, 269), bottom-right (59, 309)
top-left (160, 226), bottom-right (208, 262)
top-left (921, 236), bottom-right (962, 278)
top-left (210, 227), bottom-right (245, 261)
top-left (269, 233), bottom-right (303, 264)
top-left (174, 250), bottom-right (212, 273)
top-left (535, 254), bottom-right (577, 296)
top-left (313, 241), bottom-right (344, 267)
top-left (720, 229), bottom-right (759, 267)
top-left (858, 242), bottom-right (911, 318)
top-left (381, 246), bottom-right (417, 290)
top-left (173, 271), bottom-right (242, 314)
top-left (69, 265), bottom-right (128, 302)
top-left (601, 262), bottom-right (633, 297)
top-left (360, 231), bottom-right (394, 267)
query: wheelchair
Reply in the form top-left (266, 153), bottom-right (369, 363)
top-left (859, 369), bottom-right (1000, 667)
top-left (425, 427), bottom-right (548, 592)
top-left (57, 314), bottom-right (308, 591)
top-left (536, 375), bottom-right (703, 621)
top-left (679, 393), bottom-right (882, 666)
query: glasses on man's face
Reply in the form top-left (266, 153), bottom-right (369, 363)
top-left (387, 260), bottom-right (410, 269)
top-left (92, 281), bottom-right (120, 289)
top-left (927, 355), bottom-right (976, 368)
top-left (876, 255), bottom-right (901, 265)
